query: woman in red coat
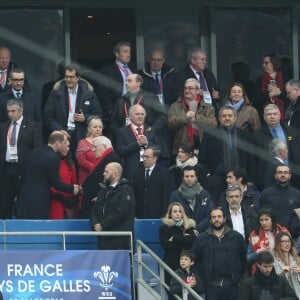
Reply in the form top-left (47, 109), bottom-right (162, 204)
top-left (49, 131), bottom-right (79, 219)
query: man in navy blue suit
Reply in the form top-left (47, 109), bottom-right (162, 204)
top-left (17, 131), bottom-right (81, 219)
top-left (0, 68), bottom-right (41, 122)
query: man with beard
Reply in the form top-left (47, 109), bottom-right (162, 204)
top-left (199, 106), bottom-right (254, 202)
top-left (90, 162), bottom-right (135, 250)
top-left (240, 251), bottom-right (297, 299)
top-left (222, 186), bottom-right (257, 244)
top-left (259, 164), bottom-right (300, 232)
top-left (192, 207), bottom-right (246, 300)
top-left (169, 165), bottom-right (212, 232)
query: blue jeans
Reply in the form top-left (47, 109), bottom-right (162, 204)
top-left (205, 284), bottom-right (239, 300)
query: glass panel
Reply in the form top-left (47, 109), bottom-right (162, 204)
top-left (215, 8), bottom-right (292, 96)
top-left (143, 14), bottom-right (200, 69)
top-left (70, 8), bottom-right (136, 70)
top-left (0, 9), bottom-right (64, 96)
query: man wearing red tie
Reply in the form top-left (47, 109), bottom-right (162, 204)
top-left (0, 99), bottom-right (42, 218)
top-left (115, 104), bottom-right (157, 181)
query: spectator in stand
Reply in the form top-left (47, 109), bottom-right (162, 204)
top-left (259, 164), bottom-right (300, 232)
top-left (0, 68), bottom-right (41, 123)
top-left (247, 207), bottom-right (290, 274)
top-left (285, 79), bottom-right (300, 132)
top-left (218, 168), bottom-right (260, 209)
top-left (76, 116), bottom-right (103, 184)
top-left (264, 139), bottom-right (288, 189)
top-left (252, 103), bottom-right (300, 189)
top-left (254, 53), bottom-right (287, 120)
top-left (49, 131), bottom-right (79, 219)
top-left (222, 82), bottom-right (261, 134)
top-left (170, 250), bottom-right (204, 299)
top-left (138, 48), bottom-right (176, 106)
top-left (90, 162), bottom-right (135, 250)
top-left (169, 165), bottom-right (212, 233)
top-left (169, 143), bottom-right (199, 190)
top-left (81, 136), bottom-right (120, 218)
top-left (199, 106), bottom-right (255, 202)
top-left (100, 41), bottom-right (133, 128)
top-left (159, 202), bottom-right (196, 289)
top-left (230, 61), bottom-right (255, 102)
top-left (192, 206), bottom-right (246, 300)
top-left (174, 48), bottom-right (221, 113)
top-left (43, 64), bottom-right (102, 156)
top-left (0, 47), bottom-right (18, 94)
top-left (168, 78), bottom-right (217, 155)
top-left (240, 251), bottom-right (297, 300)
top-left (132, 146), bottom-right (171, 219)
top-left (273, 231), bottom-right (300, 299)
top-left (222, 186), bottom-right (257, 244)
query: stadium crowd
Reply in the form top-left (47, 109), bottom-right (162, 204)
top-left (1, 42), bottom-right (300, 299)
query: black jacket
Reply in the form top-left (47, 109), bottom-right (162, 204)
top-left (240, 269), bottom-right (297, 300)
top-left (90, 178), bottom-right (135, 250)
top-left (259, 183), bottom-right (300, 231)
top-left (252, 122), bottom-right (300, 189)
top-left (138, 62), bottom-right (176, 105)
top-left (192, 226), bottom-right (247, 285)
top-left (169, 188), bottom-right (212, 232)
top-left (43, 80), bottom-right (102, 145)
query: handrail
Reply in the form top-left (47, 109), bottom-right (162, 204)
top-left (136, 239), bottom-right (204, 300)
top-left (0, 231), bottom-right (133, 251)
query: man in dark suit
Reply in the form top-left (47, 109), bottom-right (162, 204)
top-left (138, 48), bottom-right (176, 106)
top-left (132, 146), bottom-right (171, 218)
top-left (252, 103), bottom-right (300, 189)
top-left (43, 64), bottom-right (102, 155)
top-left (0, 47), bottom-right (18, 94)
top-left (100, 41), bottom-right (133, 126)
top-left (0, 68), bottom-right (41, 122)
top-left (175, 47), bottom-right (220, 112)
top-left (199, 106), bottom-right (255, 202)
top-left (0, 99), bottom-right (42, 218)
top-left (17, 131), bottom-right (80, 219)
top-left (115, 104), bottom-right (157, 181)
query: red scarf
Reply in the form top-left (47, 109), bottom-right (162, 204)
top-left (249, 224), bottom-right (289, 274)
top-left (261, 71), bottom-right (284, 120)
top-left (182, 94), bottom-right (201, 144)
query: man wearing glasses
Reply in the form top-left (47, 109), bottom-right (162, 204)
top-left (0, 68), bottom-right (41, 122)
top-left (138, 48), bottom-right (176, 106)
top-left (168, 78), bottom-right (217, 156)
top-left (43, 64), bottom-right (102, 154)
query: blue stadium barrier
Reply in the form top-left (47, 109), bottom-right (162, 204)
top-left (0, 219), bottom-right (163, 255)
top-left (134, 219), bottom-right (163, 257)
top-left (4, 219), bottom-right (97, 250)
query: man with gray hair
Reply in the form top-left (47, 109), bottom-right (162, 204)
top-left (264, 139), bottom-right (288, 188)
top-left (252, 103), bottom-right (300, 189)
top-left (175, 47), bottom-right (220, 111)
top-left (285, 79), bottom-right (300, 131)
top-left (138, 48), bottom-right (176, 105)
top-left (168, 77), bottom-right (217, 154)
top-left (110, 73), bottom-right (167, 147)
top-left (81, 136), bottom-right (121, 218)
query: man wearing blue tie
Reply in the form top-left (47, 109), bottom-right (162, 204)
top-left (252, 103), bottom-right (300, 189)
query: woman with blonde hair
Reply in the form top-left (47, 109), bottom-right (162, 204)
top-left (273, 231), bottom-right (300, 298)
top-left (76, 116), bottom-right (103, 184)
top-left (159, 202), bottom-right (196, 288)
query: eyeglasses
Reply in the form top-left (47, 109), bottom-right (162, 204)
top-left (276, 171), bottom-right (290, 175)
top-left (10, 78), bottom-right (25, 82)
top-left (184, 87), bottom-right (197, 91)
